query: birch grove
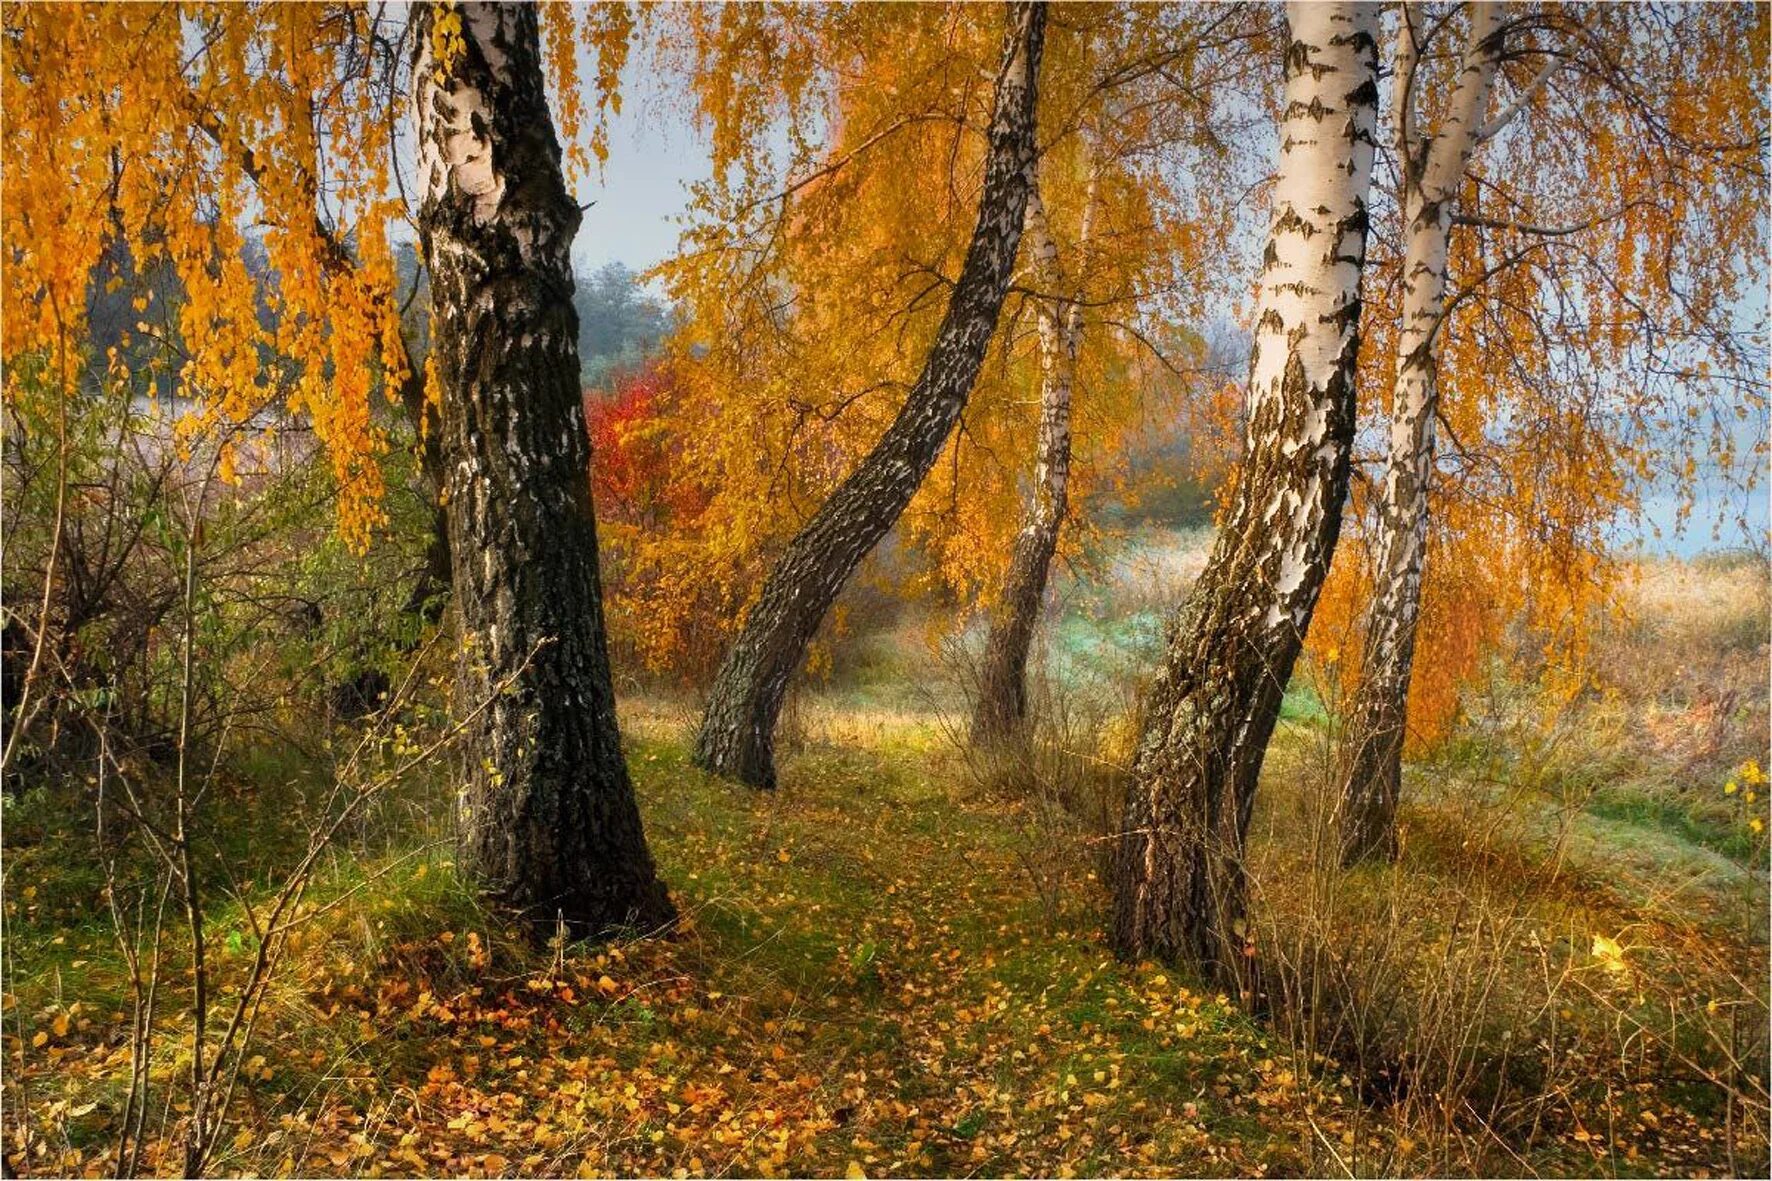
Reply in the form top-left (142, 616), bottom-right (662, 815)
top-left (3, 1), bottom-right (1769, 1172)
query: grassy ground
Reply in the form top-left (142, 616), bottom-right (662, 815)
top-left (4, 548), bottom-right (1767, 1177)
top-left (5, 708), bottom-right (1342, 1178)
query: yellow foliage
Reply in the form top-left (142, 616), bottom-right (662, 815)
top-left (642, 3), bottom-right (1247, 658)
top-left (2, 3), bottom-right (406, 549)
top-left (1309, 2), bottom-right (1767, 746)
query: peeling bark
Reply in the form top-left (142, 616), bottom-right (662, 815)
top-left (1111, 1), bottom-right (1379, 989)
top-left (971, 161), bottom-right (1096, 747)
top-left (1339, 3), bottom-right (1504, 866)
top-left (412, 1), bottom-right (672, 935)
top-left (694, 2), bottom-right (1046, 789)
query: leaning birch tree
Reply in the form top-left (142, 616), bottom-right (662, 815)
top-left (1111, 1), bottom-right (1380, 983)
top-left (1333, 1), bottom-right (1769, 865)
top-left (1337, 1), bottom-right (1505, 864)
top-left (412, 1), bottom-right (673, 934)
top-left (694, 1), bottom-right (1046, 788)
top-left (970, 158), bottom-right (1100, 747)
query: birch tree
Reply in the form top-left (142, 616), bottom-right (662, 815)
top-left (412, 1), bottom-right (673, 934)
top-left (970, 159), bottom-right (1099, 747)
top-left (1111, 1), bottom-right (1380, 982)
top-left (1330, 0), bottom-right (1769, 864)
top-left (1337, 2), bottom-right (1505, 864)
top-left (693, 1), bottom-right (1046, 788)
top-left (623, 5), bottom-right (1250, 697)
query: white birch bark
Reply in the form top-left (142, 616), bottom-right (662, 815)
top-left (1112, 1), bottom-right (1380, 982)
top-left (1339, 1), bottom-right (1505, 865)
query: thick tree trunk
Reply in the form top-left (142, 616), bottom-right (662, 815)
top-left (1339, 3), bottom-right (1503, 866)
top-left (412, 1), bottom-right (673, 935)
top-left (970, 165), bottom-right (1094, 747)
top-left (694, 2), bottom-right (1046, 788)
top-left (1111, 1), bottom-right (1378, 989)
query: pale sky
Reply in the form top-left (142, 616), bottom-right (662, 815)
top-left (570, 65), bottom-right (711, 281)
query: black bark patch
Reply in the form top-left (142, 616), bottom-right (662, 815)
top-left (412, 1), bottom-right (673, 938)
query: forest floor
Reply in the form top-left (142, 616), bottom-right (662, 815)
top-left (4, 543), bottom-right (1768, 1178)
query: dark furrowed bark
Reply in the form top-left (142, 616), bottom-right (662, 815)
top-left (970, 516), bottom-right (1062, 746)
top-left (1111, 2), bottom-right (1378, 996)
top-left (694, 2), bottom-right (1047, 789)
top-left (1337, 594), bottom-right (1413, 863)
top-left (413, 1), bottom-right (672, 937)
top-left (1113, 350), bottom-right (1362, 992)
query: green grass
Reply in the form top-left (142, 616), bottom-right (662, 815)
top-left (7, 703), bottom-right (1768, 1177)
top-left (1584, 784), bottom-right (1761, 865)
top-left (4, 708), bottom-right (1331, 1178)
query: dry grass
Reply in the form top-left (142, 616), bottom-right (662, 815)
top-left (1247, 718), bottom-right (1768, 1176)
top-left (1236, 552), bottom-right (1771, 1175)
top-left (936, 546), bottom-right (1771, 1175)
top-left (1602, 552), bottom-right (1769, 779)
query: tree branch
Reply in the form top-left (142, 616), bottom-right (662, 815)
top-left (1474, 51), bottom-right (1565, 143)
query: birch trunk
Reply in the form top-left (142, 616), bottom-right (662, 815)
top-left (1111, 1), bottom-right (1379, 987)
top-left (412, 1), bottom-right (673, 934)
top-left (970, 163), bottom-right (1096, 747)
top-left (694, 2), bottom-right (1046, 788)
top-left (1339, 3), bottom-right (1504, 865)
